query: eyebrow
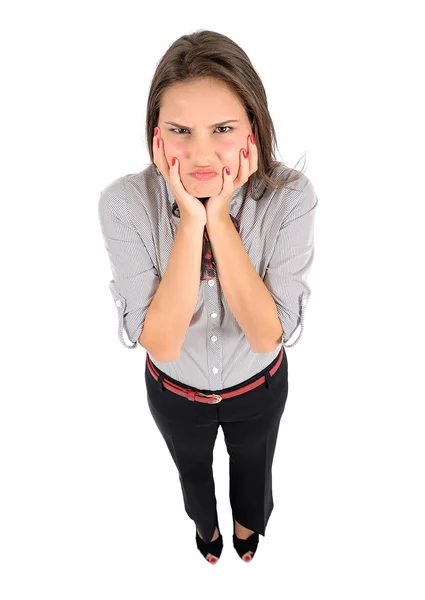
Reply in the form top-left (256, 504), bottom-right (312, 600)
top-left (164, 119), bottom-right (240, 128)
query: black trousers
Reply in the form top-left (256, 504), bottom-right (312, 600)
top-left (144, 347), bottom-right (289, 544)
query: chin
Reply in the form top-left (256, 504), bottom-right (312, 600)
top-left (186, 180), bottom-right (221, 197)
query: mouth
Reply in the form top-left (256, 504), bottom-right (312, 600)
top-left (190, 172), bottom-right (218, 181)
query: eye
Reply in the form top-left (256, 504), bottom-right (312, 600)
top-left (169, 126), bottom-right (234, 135)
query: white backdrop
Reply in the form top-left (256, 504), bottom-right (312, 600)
top-left (1, 0), bottom-right (424, 598)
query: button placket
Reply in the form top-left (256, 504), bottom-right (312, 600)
top-left (207, 278), bottom-right (220, 379)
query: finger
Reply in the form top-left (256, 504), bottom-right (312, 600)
top-left (153, 132), bottom-right (196, 201)
top-left (223, 166), bottom-right (234, 195)
top-left (247, 134), bottom-right (258, 174)
top-left (232, 147), bottom-right (248, 189)
top-left (153, 127), bottom-right (170, 175)
top-left (153, 127), bottom-right (163, 175)
top-left (168, 156), bottom-right (188, 197)
top-left (154, 128), bottom-right (183, 195)
top-left (169, 156), bottom-right (180, 187)
top-left (241, 146), bottom-right (250, 178)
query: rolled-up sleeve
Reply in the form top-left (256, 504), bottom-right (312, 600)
top-left (263, 179), bottom-right (318, 348)
top-left (98, 178), bottom-right (160, 349)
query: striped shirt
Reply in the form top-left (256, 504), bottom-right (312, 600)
top-left (98, 163), bottom-right (318, 390)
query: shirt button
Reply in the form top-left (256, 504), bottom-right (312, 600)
top-left (211, 335), bottom-right (217, 342)
top-left (208, 280), bottom-right (215, 286)
top-left (115, 300), bottom-right (122, 307)
top-left (212, 367), bottom-right (218, 374)
top-left (211, 312), bottom-right (217, 318)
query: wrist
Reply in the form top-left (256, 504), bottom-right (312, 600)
top-left (179, 217), bottom-right (206, 232)
top-left (206, 214), bottom-right (233, 229)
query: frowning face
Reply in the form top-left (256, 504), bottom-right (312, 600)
top-left (157, 77), bottom-right (254, 198)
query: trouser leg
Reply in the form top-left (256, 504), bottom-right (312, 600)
top-left (220, 356), bottom-right (289, 536)
top-left (145, 366), bottom-right (220, 544)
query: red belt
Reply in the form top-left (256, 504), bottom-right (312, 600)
top-left (146, 347), bottom-right (284, 404)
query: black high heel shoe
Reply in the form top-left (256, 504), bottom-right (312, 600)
top-left (233, 521), bottom-right (259, 562)
top-left (196, 528), bottom-right (223, 564)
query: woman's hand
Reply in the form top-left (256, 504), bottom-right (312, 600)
top-left (204, 134), bottom-right (258, 226)
top-left (153, 127), bottom-right (207, 227)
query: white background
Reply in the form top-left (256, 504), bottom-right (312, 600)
top-left (1, 0), bottom-right (424, 598)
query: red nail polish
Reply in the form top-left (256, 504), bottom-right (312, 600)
top-left (157, 137), bottom-right (160, 148)
top-left (225, 167), bottom-right (230, 175)
top-left (242, 149), bottom-right (247, 159)
top-left (172, 157), bottom-right (176, 166)
top-left (250, 135), bottom-right (255, 145)
top-left (154, 127), bottom-right (158, 136)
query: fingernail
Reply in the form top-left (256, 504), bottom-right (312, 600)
top-left (157, 137), bottom-right (160, 148)
top-left (250, 135), bottom-right (255, 145)
top-left (242, 149), bottom-right (247, 159)
top-left (154, 127), bottom-right (158, 137)
top-left (172, 157), bottom-right (176, 166)
top-left (225, 167), bottom-right (230, 175)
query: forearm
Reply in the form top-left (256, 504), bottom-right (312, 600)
top-left (206, 216), bottom-right (283, 353)
top-left (139, 219), bottom-right (204, 361)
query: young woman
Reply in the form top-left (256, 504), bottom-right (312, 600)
top-left (98, 29), bottom-right (318, 565)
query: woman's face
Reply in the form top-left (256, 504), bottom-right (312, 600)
top-left (157, 78), bottom-right (253, 198)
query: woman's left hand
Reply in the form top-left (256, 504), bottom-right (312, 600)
top-left (204, 134), bottom-right (258, 226)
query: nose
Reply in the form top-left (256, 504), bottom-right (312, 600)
top-left (189, 134), bottom-right (216, 162)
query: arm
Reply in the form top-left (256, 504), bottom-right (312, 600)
top-left (263, 180), bottom-right (317, 348)
top-left (205, 179), bottom-right (317, 352)
top-left (139, 218), bottom-right (205, 361)
top-left (98, 178), bottom-right (204, 360)
top-left (206, 216), bottom-right (283, 354)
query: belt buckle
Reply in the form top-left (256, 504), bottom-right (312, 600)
top-left (197, 392), bottom-right (222, 404)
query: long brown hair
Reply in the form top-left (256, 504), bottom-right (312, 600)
top-left (145, 29), bottom-right (307, 202)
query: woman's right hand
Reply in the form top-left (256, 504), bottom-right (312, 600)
top-left (153, 127), bottom-right (207, 227)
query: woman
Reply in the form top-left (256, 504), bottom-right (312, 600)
top-left (98, 29), bottom-right (318, 565)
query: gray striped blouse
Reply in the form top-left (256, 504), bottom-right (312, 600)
top-left (98, 163), bottom-right (318, 390)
